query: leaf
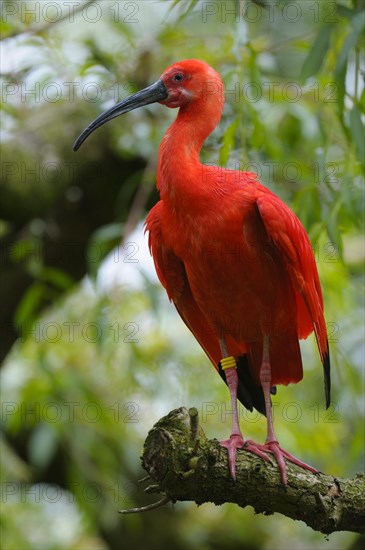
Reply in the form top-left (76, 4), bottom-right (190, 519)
top-left (40, 267), bottom-right (75, 290)
top-left (349, 106), bottom-right (365, 164)
top-left (219, 118), bottom-right (239, 165)
top-left (327, 213), bottom-right (344, 259)
top-left (359, 87), bottom-right (365, 114)
top-left (340, 175), bottom-right (357, 219)
top-left (300, 25), bottom-right (334, 81)
top-left (164, 0), bottom-right (199, 22)
top-left (335, 12), bottom-right (365, 77)
top-left (336, 5), bottom-right (356, 19)
top-left (27, 424), bottom-right (58, 469)
top-left (87, 223), bottom-right (123, 279)
top-left (14, 282), bottom-right (45, 327)
top-left (182, 0), bottom-right (199, 17)
top-left (335, 64), bottom-right (347, 127)
top-left (10, 238), bottom-right (41, 264)
top-left (91, 223), bottom-right (124, 243)
top-left (165, 0), bottom-right (182, 12)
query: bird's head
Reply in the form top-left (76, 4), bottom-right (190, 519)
top-left (73, 59), bottom-right (224, 151)
top-left (159, 59), bottom-right (224, 109)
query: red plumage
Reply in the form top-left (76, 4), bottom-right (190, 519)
top-left (145, 60), bottom-right (329, 396)
top-left (74, 58), bottom-right (331, 483)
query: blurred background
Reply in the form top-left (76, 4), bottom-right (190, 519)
top-left (1, 0), bottom-right (364, 548)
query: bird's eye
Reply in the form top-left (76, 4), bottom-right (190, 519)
top-left (173, 73), bottom-right (184, 82)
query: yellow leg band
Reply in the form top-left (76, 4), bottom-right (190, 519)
top-left (220, 356), bottom-right (237, 371)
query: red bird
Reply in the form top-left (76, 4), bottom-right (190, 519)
top-left (74, 59), bottom-right (330, 484)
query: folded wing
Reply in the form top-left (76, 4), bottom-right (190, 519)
top-left (256, 195), bottom-right (330, 407)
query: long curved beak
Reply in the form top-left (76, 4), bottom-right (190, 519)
top-left (73, 79), bottom-right (168, 151)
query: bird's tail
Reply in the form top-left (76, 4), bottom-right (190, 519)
top-left (313, 317), bottom-right (331, 408)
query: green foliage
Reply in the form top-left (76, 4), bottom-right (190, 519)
top-left (87, 223), bottom-right (124, 279)
top-left (300, 24), bottom-right (335, 81)
top-left (1, 1), bottom-right (364, 549)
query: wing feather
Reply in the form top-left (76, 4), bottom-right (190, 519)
top-left (256, 195), bottom-right (330, 407)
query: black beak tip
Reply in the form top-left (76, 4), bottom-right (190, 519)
top-left (73, 126), bottom-right (94, 152)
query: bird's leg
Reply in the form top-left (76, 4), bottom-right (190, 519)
top-left (244, 335), bottom-right (318, 484)
top-left (218, 338), bottom-right (244, 480)
top-left (261, 334), bottom-right (278, 443)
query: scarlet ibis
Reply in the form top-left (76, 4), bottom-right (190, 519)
top-left (74, 59), bottom-right (330, 484)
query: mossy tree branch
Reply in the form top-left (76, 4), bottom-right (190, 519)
top-left (139, 407), bottom-right (365, 534)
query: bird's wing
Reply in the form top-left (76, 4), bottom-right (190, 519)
top-left (256, 194), bottom-right (330, 407)
top-left (145, 201), bottom-right (266, 414)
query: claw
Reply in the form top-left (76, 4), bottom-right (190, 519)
top-left (220, 434), bottom-right (244, 480)
top-left (243, 439), bottom-right (318, 484)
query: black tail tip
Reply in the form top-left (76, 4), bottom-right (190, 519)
top-left (323, 348), bottom-right (331, 409)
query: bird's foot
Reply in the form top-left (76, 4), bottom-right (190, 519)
top-left (244, 439), bottom-right (318, 484)
top-left (220, 434), bottom-right (244, 481)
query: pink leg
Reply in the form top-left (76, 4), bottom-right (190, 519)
top-left (244, 335), bottom-right (318, 484)
top-left (219, 365), bottom-right (244, 480)
top-left (218, 338), bottom-right (248, 480)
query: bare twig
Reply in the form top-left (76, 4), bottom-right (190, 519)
top-left (118, 496), bottom-right (171, 515)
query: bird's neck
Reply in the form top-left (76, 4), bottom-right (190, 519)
top-left (157, 99), bottom-right (223, 208)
